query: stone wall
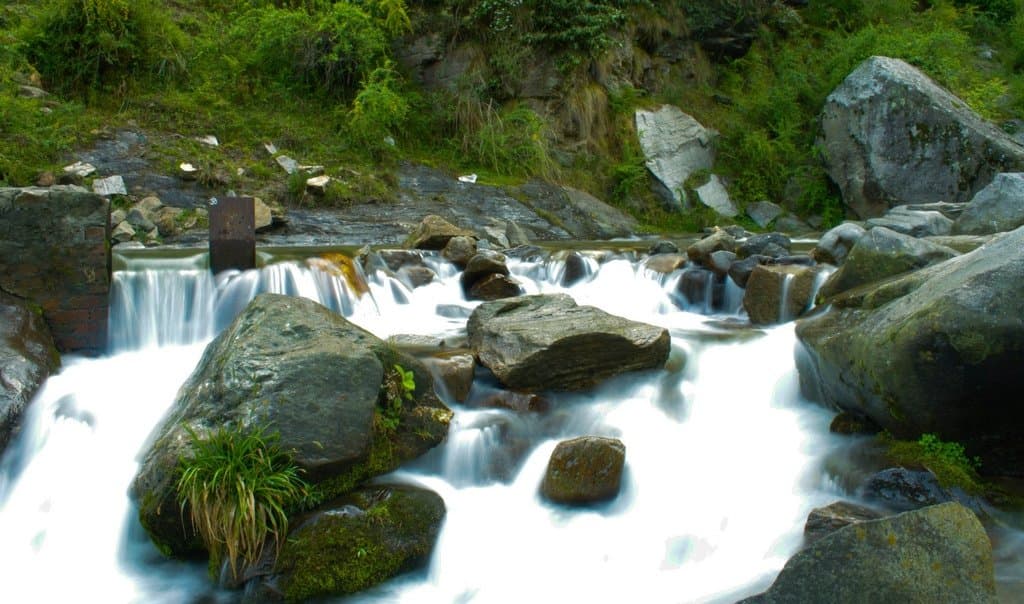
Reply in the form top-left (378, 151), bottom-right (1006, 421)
top-left (0, 186), bottom-right (111, 354)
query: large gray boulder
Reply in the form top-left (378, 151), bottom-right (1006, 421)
top-left (743, 265), bottom-right (824, 325)
top-left (248, 485), bottom-right (445, 602)
top-left (743, 502), bottom-right (997, 603)
top-left (953, 172), bottom-right (1024, 235)
top-left (812, 222), bottom-right (867, 266)
top-left (131, 294), bottom-right (452, 556)
top-left (467, 294), bottom-right (670, 391)
top-left (0, 291), bottom-right (60, 453)
top-left (865, 206), bottom-right (953, 237)
top-left (635, 105), bottom-right (716, 209)
top-left (819, 56), bottom-right (1024, 219)
top-left (796, 226), bottom-right (1024, 475)
top-left (818, 227), bottom-right (959, 299)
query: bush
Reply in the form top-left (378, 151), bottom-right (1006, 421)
top-left (176, 425), bottom-right (310, 582)
top-left (466, 104), bottom-right (558, 179)
top-left (347, 63), bottom-right (410, 155)
top-left (22, 0), bottom-right (186, 96)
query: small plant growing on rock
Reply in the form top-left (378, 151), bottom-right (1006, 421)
top-left (175, 424), bottom-right (310, 582)
top-left (380, 363), bottom-right (415, 431)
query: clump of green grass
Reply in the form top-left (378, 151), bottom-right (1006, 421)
top-left (175, 424), bottom-right (310, 582)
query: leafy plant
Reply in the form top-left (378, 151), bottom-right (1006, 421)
top-left (175, 424), bottom-right (310, 582)
top-left (379, 363), bottom-right (415, 431)
top-left (347, 63), bottom-right (410, 156)
top-left (917, 433), bottom-right (982, 471)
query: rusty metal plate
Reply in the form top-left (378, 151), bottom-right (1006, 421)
top-left (208, 196), bottom-right (255, 274)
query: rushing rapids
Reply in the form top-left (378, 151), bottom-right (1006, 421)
top-left (0, 247), bottom-right (1020, 602)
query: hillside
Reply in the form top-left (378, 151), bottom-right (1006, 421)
top-left (2, 0), bottom-right (1023, 232)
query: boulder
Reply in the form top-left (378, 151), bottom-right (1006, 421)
top-left (460, 250), bottom-right (510, 290)
top-left (425, 353), bottom-right (475, 403)
top-left (692, 174), bottom-right (738, 217)
top-left (685, 229), bottom-right (735, 266)
top-left (738, 233), bottom-right (791, 259)
top-left (442, 235), bottom-right (477, 268)
top-left (540, 436), bottom-right (626, 505)
top-left (111, 221), bottom-right (136, 243)
top-left (812, 222), bottom-right (867, 265)
top-left (645, 253), bottom-right (687, 275)
top-left (648, 240), bottom-right (680, 255)
top-left (817, 227), bottom-right (959, 300)
top-left (250, 485), bottom-right (445, 602)
top-left (743, 265), bottom-right (823, 325)
top-left (803, 501), bottom-right (884, 544)
top-left (674, 267), bottom-right (722, 311)
top-left (865, 206), bottom-right (953, 237)
top-left (467, 294), bottom-right (670, 391)
top-left (131, 294), bottom-right (452, 557)
top-left (478, 390), bottom-right (549, 413)
top-left (560, 252), bottom-right (591, 287)
top-left (953, 172), bottom-right (1024, 235)
top-left (795, 227), bottom-right (1024, 476)
top-left (819, 56), bottom-right (1024, 219)
top-left (397, 266), bottom-right (435, 289)
top-left (746, 200), bottom-right (784, 228)
top-left (773, 215), bottom-right (813, 234)
top-left (921, 234), bottom-right (992, 254)
top-left (860, 467), bottom-right (986, 515)
top-left (253, 197), bottom-right (274, 231)
top-left (92, 175), bottom-right (127, 196)
top-left (557, 187), bottom-right (639, 239)
top-left (706, 250), bottom-right (735, 277)
top-left (743, 503), bottom-right (997, 603)
top-left (0, 292), bottom-right (60, 453)
top-left (727, 255), bottom-right (770, 288)
top-left (900, 201), bottom-right (967, 220)
top-left (635, 105), bottom-right (716, 209)
top-left (467, 273), bottom-right (524, 301)
top-left (405, 215), bottom-right (475, 250)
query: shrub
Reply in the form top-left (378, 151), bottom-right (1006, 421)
top-left (22, 0), bottom-right (186, 96)
top-left (466, 104), bottom-right (558, 179)
top-left (176, 425), bottom-right (310, 582)
top-left (347, 63), bottom-right (410, 155)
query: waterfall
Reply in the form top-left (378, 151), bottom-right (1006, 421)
top-left (4, 246), bottom-right (1012, 603)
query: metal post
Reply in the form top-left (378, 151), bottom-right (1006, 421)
top-left (208, 196), bottom-right (255, 274)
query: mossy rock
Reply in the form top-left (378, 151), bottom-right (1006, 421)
top-left (540, 436), bottom-right (625, 505)
top-left (250, 484), bottom-right (446, 602)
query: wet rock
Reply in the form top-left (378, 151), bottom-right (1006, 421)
top-left (645, 253), bottom-right (687, 274)
top-left (812, 222), bottom-right (866, 265)
top-left (397, 266), bottom-right (435, 289)
top-left (478, 390), bottom-right (549, 414)
top-left (746, 200), bottom-right (784, 228)
top-left (819, 55), bottom-right (1024, 218)
top-left (674, 267), bottom-right (721, 310)
top-left (561, 252), bottom-right (590, 287)
top-left (921, 234), bottom-right (992, 254)
top-left (467, 273), bottom-right (524, 301)
top-left (468, 294), bottom-right (670, 391)
top-left (727, 255), bottom-right (770, 288)
top-left (425, 353), bottom-right (475, 403)
top-left (738, 233), bottom-right (791, 259)
top-left (818, 227), bottom-right (959, 300)
top-left (540, 436), bottom-right (626, 505)
top-left (795, 226), bottom-right (1024, 476)
top-left (804, 501), bottom-right (884, 544)
top-left (406, 215), bottom-right (476, 250)
top-left (648, 240), bottom-right (679, 255)
top-left (866, 206), bottom-right (953, 237)
top-left (252, 485), bottom-right (445, 602)
top-left (635, 105), bottom-right (716, 209)
top-left (829, 411), bottom-right (879, 435)
top-left (442, 235), bottom-right (477, 268)
top-left (460, 250), bottom-right (510, 291)
top-left (375, 250), bottom-right (426, 272)
top-left (742, 503), bottom-right (997, 604)
top-left (953, 172), bottom-right (1024, 235)
top-left (131, 294), bottom-right (452, 557)
top-left (743, 264), bottom-right (822, 325)
top-left (0, 292), bottom-right (60, 454)
top-left (685, 229), bottom-right (735, 266)
top-left (706, 250), bottom-right (735, 277)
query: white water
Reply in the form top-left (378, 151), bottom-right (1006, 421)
top-left (1, 249), bottom-right (858, 603)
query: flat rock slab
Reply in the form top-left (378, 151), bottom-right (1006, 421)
top-left (467, 294), bottom-right (670, 391)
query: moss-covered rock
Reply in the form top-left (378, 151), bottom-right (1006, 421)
top-left (249, 484), bottom-right (446, 602)
top-left (795, 226), bottom-right (1024, 476)
top-left (540, 436), bottom-right (626, 505)
top-left (131, 294), bottom-right (452, 558)
top-left (743, 502), bottom-right (997, 603)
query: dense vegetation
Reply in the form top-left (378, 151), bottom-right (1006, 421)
top-left (2, 0), bottom-right (1023, 231)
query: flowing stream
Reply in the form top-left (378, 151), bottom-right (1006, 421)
top-left (1, 246), bottom-right (991, 602)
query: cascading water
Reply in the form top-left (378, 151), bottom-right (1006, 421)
top-left (2, 247), bottom-right (1010, 603)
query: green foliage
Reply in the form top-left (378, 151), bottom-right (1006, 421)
top-left (464, 104), bottom-right (558, 179)
top-left (884, 431), bottom-right (983, 492)
top-left (347, 64), bottom-right (410, 156)
top-left (379, 363), bottom-right (415, 431)
top-left (22, 0), bottom-right (186, 96)
top-left (175, 425), bottom-right (310, 582)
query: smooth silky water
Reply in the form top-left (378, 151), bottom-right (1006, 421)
top-left (1, 248), bottom-right (1017, 602)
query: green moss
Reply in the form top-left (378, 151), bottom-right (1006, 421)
top-left (882, 432), bottom-right (984, 494)
top-left (311, 416), bottom-right (398, 503)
